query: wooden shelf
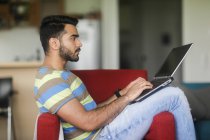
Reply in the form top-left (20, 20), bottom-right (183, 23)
top-left (0, 61), bottom-right (42, 68)
top-left (0, 0), bottom-right (64, 28)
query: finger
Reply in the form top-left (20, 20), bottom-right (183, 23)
top-left (137, 77), bottom-right (146, 83)
top-left (140, 85), bottom-right (153, 93)
top-left (145, 81), bottom-right (153, 87)
top-left (131, 81), bottom-right (152, 93)
top-left (127, 77), bottom-right (146, 89)
top-left (138, 80), bottom-right (153, 88)
top-left (132, 77), bottom-right (146, 85)
top-left (138, 81), bottom-right (153, 89)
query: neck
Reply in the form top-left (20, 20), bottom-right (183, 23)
top-left (42, 55), bottom-right (67, 70)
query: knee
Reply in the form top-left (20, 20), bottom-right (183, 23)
top-left (165, 86), bottom-right (184, 95)
top-left (163, 86), bottom-right (188, 103)
top-left (166, 87), bottom-right (192, 112)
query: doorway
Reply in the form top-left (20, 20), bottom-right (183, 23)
top-left (119, 0), bottom-right (182, 80)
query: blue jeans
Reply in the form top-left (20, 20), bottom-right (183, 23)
top-left (95, 86), bottom-right (196, 140)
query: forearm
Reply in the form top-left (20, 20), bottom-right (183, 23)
top-left (97, 89), bottom-right (126, 107)
top-left (83, 95), bottom-right (130, 131)
top-left (57, 95), bottom-right (130, 132)
top-left (97, 94), bottom-right (117, 108)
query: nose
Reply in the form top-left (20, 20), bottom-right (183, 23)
top-left (76, 38), bottom-right (82, 48)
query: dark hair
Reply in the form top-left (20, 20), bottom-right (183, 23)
top-left (39, 15), bottom-right (78, 54)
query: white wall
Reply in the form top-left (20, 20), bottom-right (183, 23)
top-left (182, 0), bottom-right (210, 82)
top-left (0, 27), bottom-right (43, 62)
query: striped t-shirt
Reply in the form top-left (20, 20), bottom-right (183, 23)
top-left (34, 67), bottom-right (98, 140)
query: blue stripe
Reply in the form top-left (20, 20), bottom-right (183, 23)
top-left (39, 106), bottom-right (48, 113)
top-left (34, 87), bottom-right (38, 95)
top-left (72, 84), bottom-right (86, 97)
top-left (84, 130), bottom-right (97, 140)
top-left (39, 67), bottom-right (48, 75)
top-left (61, 71), bottom-right (71, 80)
top-left (84, 101), bottom-right (97, 111)
top-left (63, 126), bottom-right (77, 133)
top-left (38, 82), bottom-right (69, 104)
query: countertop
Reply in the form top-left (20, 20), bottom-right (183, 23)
top-left (0, 61), bottom-right (42, 68)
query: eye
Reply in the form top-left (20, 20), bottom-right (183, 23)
top-left (70, 36), bottom-right (80, 41)
top-left (70, 36), bottom-right (76, 41)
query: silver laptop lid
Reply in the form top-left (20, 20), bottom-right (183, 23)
top-left (154, 43), bottom-right (193, 78)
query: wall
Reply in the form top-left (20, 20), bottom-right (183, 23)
top-left (182, 0), bottom-right (210, 82)
top-left (0, 27), bottom-right (43, 62)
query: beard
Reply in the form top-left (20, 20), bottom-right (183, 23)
top-left (59, 45), bottom-right (80, 62)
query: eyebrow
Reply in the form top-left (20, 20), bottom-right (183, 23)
top-left (61, 30), bottom-right (79, 38)
top-left (71, 34), bottom-right (79, 38)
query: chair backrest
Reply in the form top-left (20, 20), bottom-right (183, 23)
top-left (0, 77), bottom-right (12, 108)
top-left (72, 69), bottom-right (147, 103)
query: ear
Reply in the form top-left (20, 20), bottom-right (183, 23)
top-left (49, 38), bottom-right (60, 50)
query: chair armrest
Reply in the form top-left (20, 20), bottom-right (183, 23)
top-left (37, 113), bottom-right (60, 140)
top-left (144, 112), bottom-right (175, 140)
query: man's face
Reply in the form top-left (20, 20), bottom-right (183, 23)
top-left (59, 24), bottom-right (82, 62)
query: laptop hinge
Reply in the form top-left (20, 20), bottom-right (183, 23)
top-left (154, 76), bottom-right (172, 79)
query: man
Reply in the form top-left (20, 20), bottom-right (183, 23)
top-left (34, 15), bottom-right (196, 140)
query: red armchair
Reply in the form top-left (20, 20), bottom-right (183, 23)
top-left (35, 69), bottom-right (175, 140)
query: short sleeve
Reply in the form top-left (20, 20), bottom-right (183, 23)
top-left (35, 73), bottom-right (75, 114)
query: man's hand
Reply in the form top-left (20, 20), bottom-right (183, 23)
top-left (120, 77), bottom-right (153, 102)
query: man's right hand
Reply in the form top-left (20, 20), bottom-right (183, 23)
top-left (121, 77), bottom-right (153, 102)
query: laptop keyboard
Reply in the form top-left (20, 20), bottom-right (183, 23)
top-left (141, 78), bottom-right (169, 94)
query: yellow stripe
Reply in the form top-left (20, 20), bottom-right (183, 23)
top-left (80, 95), bottom-right (93, 105)
top-left (72, 132), bottom-right (92, 140)
top-left (62, 122), bottom-right (73, 128)
top-left (36, 71), bottom-right (63, 88)
top-left (34, 79), bottom-right (40, 87)
top-left (70, 77), bottom-right (82, 91)
top-left (44, 88), bottom-right (71, 109)
top-left (36, 101), bottom-right (42, 108)
top-left (92, 129), bottom-right (102, 140)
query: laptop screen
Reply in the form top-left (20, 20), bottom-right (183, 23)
top-left (154, 43), bottom-right (193, 78)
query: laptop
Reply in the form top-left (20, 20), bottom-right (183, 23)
top-left (130, 43), bottom-right (193, 104)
